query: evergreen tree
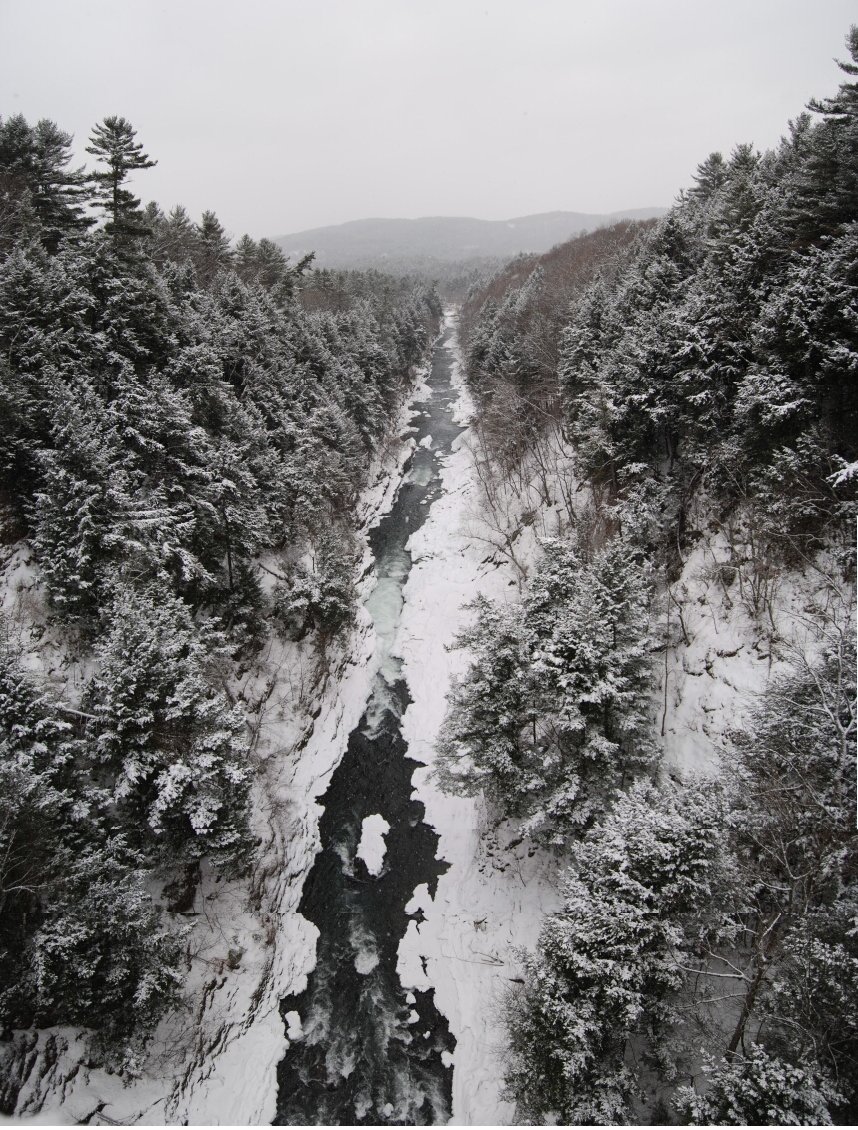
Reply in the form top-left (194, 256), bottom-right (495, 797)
top-left (273, 525), bottom-right (358, 640)
top-left (196, 209), bottom-right (233, 283)
top-left (32, 381), bottom-right (131, 620)
top-left (30, 118), bottom-right (92, 250)
top-left (676, 1046), bottom-right (841, 1126)
top-left (151, 203), bottom-right (201, 267)
top-left (0, 115), bottom-right (90, 255)
top-left (505, 781), bottom-right (727, 1123)
top-left (83, 585), bottom-right (253, 871)
top-left (793, 26), bottom-right (858, 240)
top-left (86, 116), bottom-right (156, 246)
top-left (26, 838), bottom-right (183, 1050)
top-left (233, 232), bottom-right (259, 282)
top-left (438, 536), bottom-right (654, 840)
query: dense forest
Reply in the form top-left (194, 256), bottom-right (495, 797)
top-left (0, 112), bottom-right (439, 1065)
top-left (440, 28), bottom-right (858, 1125)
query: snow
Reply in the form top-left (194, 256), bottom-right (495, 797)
top-left (356, 813), bottom-right (391, 876)
top-left (3, 357), bottom-right (436, 1125)
top-left (7, 308), bottom-right (841, 1126)
top-left (656, 522), bottom-right (849, 780)
top-left (391, 310), bottom-right (561, 1123)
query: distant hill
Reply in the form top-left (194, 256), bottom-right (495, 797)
top-left (274, 209), bottom-right (666, 271)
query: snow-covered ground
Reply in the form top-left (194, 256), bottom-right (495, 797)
top-left (393, 311), bottom-right (561, 1124)
top-left (656, 524), bottom-right (854, 780)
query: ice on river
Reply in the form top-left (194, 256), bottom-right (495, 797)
top-left (366, 543), bottom-right (410, 670)
top-left (356, 813), bottom-right (390, 876)
top-left (393, 308), bottom-right (562, 1123)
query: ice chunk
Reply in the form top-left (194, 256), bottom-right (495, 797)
top-left (356, 813), bottom-right (391, 876)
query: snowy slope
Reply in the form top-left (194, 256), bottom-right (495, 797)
top-left (393, 311), bottom-right (855, 1125)
top-left (4, 368), bottom-right (427, 1125)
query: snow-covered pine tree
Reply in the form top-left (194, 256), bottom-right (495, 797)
top-left (196, 209), bottom-right (233, 284)
top-left (32, 379), bottom-right (132, 621)
top-left (504, 780), bottom-right (727, 1124)
top-left (85, 116), bottom-right (156, 249)
top-left (437, 535), bottom-right (655, 841)
top-left (83, 585), bottom-right (253, 872)
top-left (26, 837), bottom-right (184, 1053)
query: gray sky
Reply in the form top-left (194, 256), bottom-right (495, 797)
top-left (1, 0), bottom-right (855, 239)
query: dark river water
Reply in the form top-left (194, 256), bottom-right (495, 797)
top-left (275, 323), bottom-right (463, 1125)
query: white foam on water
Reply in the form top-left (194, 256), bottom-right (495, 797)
top-left (332, 834), bottom-right (355, 877)
top-left (366, 575), bottom-right (404, 654)
top-left (354, 950), bottom-right (380, 975)
top-left (407, 460), bottom-right (433, 487)
top-left (361, 669), bottom-right (403, 737)
top-left (350, 919), bottom-right (381, 975)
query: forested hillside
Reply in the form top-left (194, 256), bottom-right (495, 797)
top-left (443, 29), bottom-right (858, 1125)
top-left (0, 113), bottom-right (439, 1071)
top-left (274, 209), bottom-right (666, 273)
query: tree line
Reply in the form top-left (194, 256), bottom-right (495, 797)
top-left (440, 28), bottom-right (858, 1125)
top-left (0, 112), bottom-right (440, 1069)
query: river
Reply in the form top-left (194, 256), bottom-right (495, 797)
top-left (275, 321), bottom-right (464, 1125)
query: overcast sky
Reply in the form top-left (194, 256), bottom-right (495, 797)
top-left (1, 0), bottom-right (855, 239)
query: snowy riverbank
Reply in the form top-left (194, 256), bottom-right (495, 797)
top-left (4, 349), bottom-right (434, 1125)
top-left (393, 310), bottom-right (561, 1124)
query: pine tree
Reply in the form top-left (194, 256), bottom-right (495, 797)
top-left (30, 119), bottom-right (92, 250)
top-left (152, 203), bottom-right (201, 267)
top-left (233, 232), bottom-right (259, 282)
top-left (83, 585), bottom-right (253, 872)
top-left (26, 837), bottom-right (183, 1049)
top-left (196, 209), bottom-right (233, 283)
top-left (86, 116), bottom-right (156, 246)
top-left (793, 25), bottom-right (858, 240)
top-left (0, 115), bottom-right (90, 255)
top-left (676, 1046), bottom-right (841, 1126)
top-left (689, 150), bottom-right (728, 201)
top-left (505, 781), bottom-right (727, 1124)
top-left (437, 535), bottom-right (655, 841)
top-left (32, 380), bottom-right (131, 620)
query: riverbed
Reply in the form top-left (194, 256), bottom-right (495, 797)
top-left (275, 319), bottom-right (465, 1125)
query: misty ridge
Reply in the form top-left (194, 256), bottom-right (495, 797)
top-left (275, 207), bottom-right (666, 271)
